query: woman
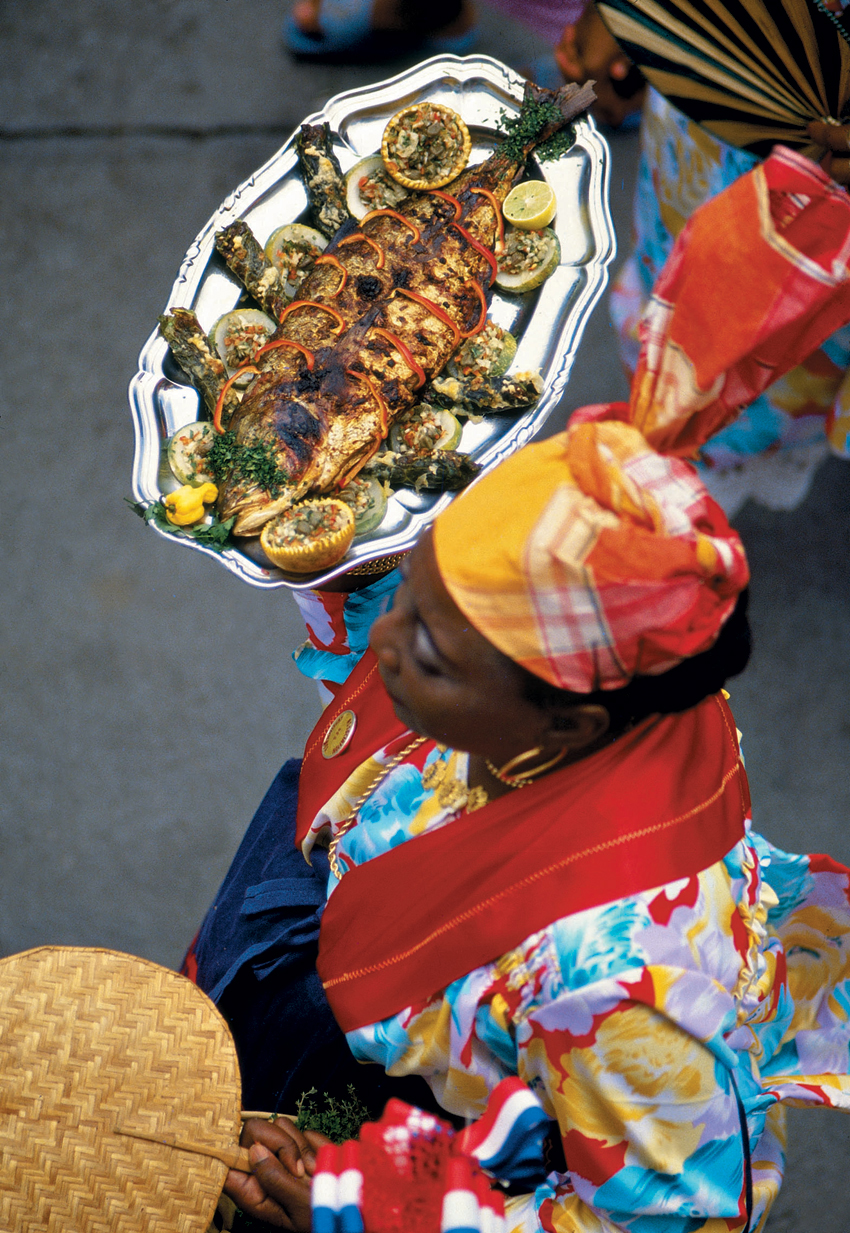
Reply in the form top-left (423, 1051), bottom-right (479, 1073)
top-left (188, 151), bottom-right (850, 1231)
top-left (555, 2), bottom-right (850, 513)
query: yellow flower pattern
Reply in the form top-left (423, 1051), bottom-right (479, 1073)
top-left (337, 750), bottom-right (850, 1233)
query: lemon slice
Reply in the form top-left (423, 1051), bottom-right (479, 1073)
top-left (502, 180), bottom-right (557, 230)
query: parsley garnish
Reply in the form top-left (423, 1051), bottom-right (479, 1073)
top-left (125, 497), bottom-right (236, 553)
top-left (208, 430), bottom-right (290, 497)
top-left (537, 126), bottom-right (577, 161)
top-left (497, 100), bottom-right (576, 162)
top-left (294, 1085), bottom-right (375, 1144)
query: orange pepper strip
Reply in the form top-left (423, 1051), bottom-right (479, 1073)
top-left (458, 280), bottom-right (488, 339)
top-left (372, 327), bottom-right (426, 389)
top-left (336, 457), bottom-right (368, 490)
top-left (213, 365), bottom-right (259, 433)
top-left (278, 300), bottom-right (346, 334)
top-left (449, 221), bottom-right (498, 286)
top-left (252, 338), bottom-right (316, 369)
top-left (361, 208), bottom-right (421, 245)
top-left (428, 190), bottom-right (462, 220)
top-left (346, 368), bottom-right (390, 438)
top-left (337, 232), bottom-right (386, 270)
top-left (468, 187), bottom-right (505, 251)
top-left (391, 287), bottom-right (461, 350)
top-left (313, 253), bottom-right (348, 296)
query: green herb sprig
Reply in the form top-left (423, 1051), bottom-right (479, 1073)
top-left (208, 430), bottom-right (290, 498)
top-left (294, 1085), bottom-right (375, 1144)
top-left (125, 497), bottom-right (236, 552)
top-left (497, 100), bottom-right (576, 162)
top-left (537, 126), bottom-right (577, 161)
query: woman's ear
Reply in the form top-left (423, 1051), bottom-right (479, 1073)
top-left (545, 703), bottom-right (610, 752)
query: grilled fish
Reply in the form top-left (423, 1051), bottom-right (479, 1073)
top-left (364, 449), bottom-right (481, 492)
top-left (213, 223), bottom-right (290, 323)
top-left (207, 80), bottom-right (596, 535)
top-left (429, 370), bottom-right (545, 413)
top-left (158, 307), bottom-right (241, 420)
top-left (296, 123), bottom-right (350, 240)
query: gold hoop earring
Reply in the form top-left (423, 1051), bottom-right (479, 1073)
top-left (485, 746), bottom-right (569, 789)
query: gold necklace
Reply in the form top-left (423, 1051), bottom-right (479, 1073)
top-left (484, 759), bottom-right (529, 789)
top-left (484, 745), bottom-right (569, 789)
top-left (328, 735), bottom-right (426, 880)
top-left (421, 752), bottom-right (489, 813)
top-left (327, 741), bottom-right (487, 880)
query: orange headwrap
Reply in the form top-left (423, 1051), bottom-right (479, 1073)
top-left (435, 148), bottom-right (850, 691)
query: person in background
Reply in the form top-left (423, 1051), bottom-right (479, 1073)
top-left (284, 0), bottom-right (644, 136)
top-left (555, 2), bottom-right (850, 515)
top-left (284, 0), bottom-right (478, 58)
top-left (529, 0), bottom-right (645, 125)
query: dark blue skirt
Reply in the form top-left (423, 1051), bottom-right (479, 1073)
top-left (188, 758), bottom-right (444, 1117)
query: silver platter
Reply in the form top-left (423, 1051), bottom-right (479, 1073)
top-left (129, 54), bottom-right (614, 590)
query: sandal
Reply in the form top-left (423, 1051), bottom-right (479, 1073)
top-left (284, 0), bottom-right (477, 62)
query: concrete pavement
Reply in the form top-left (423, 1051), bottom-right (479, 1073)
top-left (1, 1), bottom-right (848, 1224)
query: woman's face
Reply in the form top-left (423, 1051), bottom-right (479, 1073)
top-left (369, 532), bottom-right (578, 762)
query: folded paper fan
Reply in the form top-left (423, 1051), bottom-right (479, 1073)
top-left (598, 0), bottom-right (850, 156)
top-left (0, 946), bottom-right (242, 1233)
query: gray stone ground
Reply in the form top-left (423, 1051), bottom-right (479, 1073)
top-left (1, 1), bottom-right (848, 1226)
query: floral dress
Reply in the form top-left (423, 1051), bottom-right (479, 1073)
top-left (316, 736), bottom-right (850, 1233)
top-left (610, 88), bottom-right (850, 515)
top-left (274, 578), bottom-right (850, 1231)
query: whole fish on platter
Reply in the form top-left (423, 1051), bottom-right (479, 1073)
top-left (201, 80), bottom-right (595, 538)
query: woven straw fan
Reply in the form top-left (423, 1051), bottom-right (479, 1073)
top-left (0, 946), bottom-right (246, 1233)
top-left (597, 0), bottom-right (850, 156)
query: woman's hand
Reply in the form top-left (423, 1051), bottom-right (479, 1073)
top-left (554, 5), bottom-right (645, 128)
top-left (223, 1117), bottom-right (333, 1230)
top-left (808, 120), bottom-right (850, 186)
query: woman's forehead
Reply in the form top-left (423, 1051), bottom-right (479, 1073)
top-left (410, 534), bottom-right (516, 672)
top-left (409, 533), bottom-right (466, 625)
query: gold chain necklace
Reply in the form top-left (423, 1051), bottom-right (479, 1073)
top-left (328, 735), bottom-right (426, 880)
top-left (327, 739), bottom-right (488, 880)
top-left (484, 758), bottom-right (529, 789)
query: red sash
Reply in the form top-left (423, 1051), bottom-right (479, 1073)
top-left (298, 651), bottom-right (750, 1033)
top-left (296, 649), bottom-right (407, 845)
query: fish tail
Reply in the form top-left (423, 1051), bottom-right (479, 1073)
top-left (518, 79), bottom-right (597, 158)
top-left (470, 78), bottom-right (597, 195)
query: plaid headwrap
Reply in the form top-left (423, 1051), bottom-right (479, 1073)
top-left (435, 148), bottom-right (850, 692)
